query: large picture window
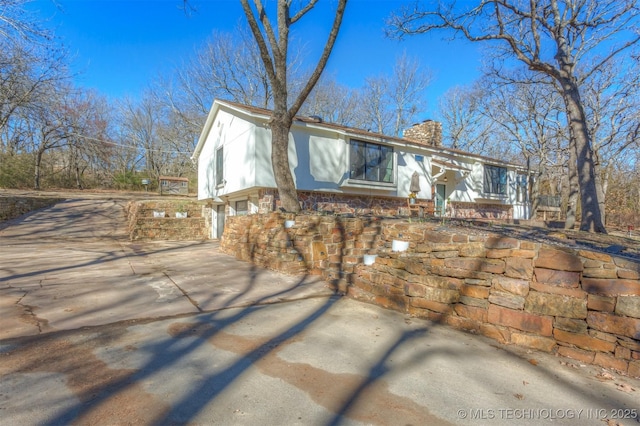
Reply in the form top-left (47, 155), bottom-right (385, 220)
top-left (349, 140), bottom-right (394, 183)
top-left (484, 165), bottom-right (507, 195)
top-left (215, 146), bottom-right (224, 186)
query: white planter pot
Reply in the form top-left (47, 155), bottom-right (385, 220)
top-left (284, 220), bottom-right (295, 229)
top-left (176, 212), bottom-right (187, 218)
top-left (392, 240), bottom-right (409, 252)
top-left (153, 211), bottom-right (165, 218)
top-left (363, 254), bottom-right (377, 266)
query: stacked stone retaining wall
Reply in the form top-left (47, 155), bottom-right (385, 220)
top-left (221, 212), bottom-right (385, 278)
top-left (0, 195), bottom-right (63, 221)
top-left (126, 200), bottom-right (208, 241)
top-left (221, 213), bottom-right (640, 378)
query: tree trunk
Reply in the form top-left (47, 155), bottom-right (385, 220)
top-left (75, 166), bottom-right (83, 189)
top-left (560, 78), bottom-right (606, 233)
top-left (270, 117), bottom-right (300, 212)
top-left (564, 137), bottom-right (579, 229)
top-left (530, 174), bottom-right (540, 219)
top-left (594, 162), bottom-right (608, 226)
top-left (34, 150), bottom-right (43, 190)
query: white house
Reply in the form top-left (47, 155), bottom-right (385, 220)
top-left (192, 99), bottom-right (531, 238)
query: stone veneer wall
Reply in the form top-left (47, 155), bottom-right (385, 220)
top-left (126, 200), bottom-right (208, 241)
top-left (221, 213), bottom-right (640, 378)
top-left (450, 201), bottom-right (513, 220)
top-left (221, 212), bottom-right (384, 278)
top-left (402, 120), bottom-right (443, 147)
top-left (258, 189), bottom-right (425, 216)
top-left (0, 195), bottom-right (63, 221)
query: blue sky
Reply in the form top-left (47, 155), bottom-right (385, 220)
top-left (28, 0), bottom-right (483, 116)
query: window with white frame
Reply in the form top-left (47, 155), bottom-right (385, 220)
top-left (483, 165), bottom-right (507, 195)
top-left (215, 146), bottom-right (224, 186)
top-left (349, 140), bottom-right (394, 183)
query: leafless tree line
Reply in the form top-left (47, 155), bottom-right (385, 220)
top-left (388, 0), bottom-right (640, 232)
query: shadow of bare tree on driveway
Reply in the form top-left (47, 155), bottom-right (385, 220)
top-left (1, 196), bottom-right (639, 425)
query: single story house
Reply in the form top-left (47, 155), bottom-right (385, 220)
top-left (192, 99), bottom-right (531, 238)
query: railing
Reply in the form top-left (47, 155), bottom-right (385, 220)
top-left (538, 195), bottom-right (561, 208)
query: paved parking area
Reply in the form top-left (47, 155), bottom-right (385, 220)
top-left (1, 195), bottom-right (639, 425)
top-left (0, 197), bottom-right (332, 340)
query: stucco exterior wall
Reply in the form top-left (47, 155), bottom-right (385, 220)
top-left (202, 108), bottom-right (439, 200)
top-left (197, 109), bottom-right (257, 200)
top-left (195, 102), bottom-right (531, 221)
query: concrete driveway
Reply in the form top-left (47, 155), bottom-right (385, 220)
top-left (1, 195), bottom-right (639, 425)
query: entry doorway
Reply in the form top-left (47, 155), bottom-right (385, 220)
top-left (216, 204), bottom-right (225, 239)
top-left (435, 184), bottom-right (446, 216)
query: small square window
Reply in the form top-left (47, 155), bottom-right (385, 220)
top-left (235, 200), bottom-right (248, 216)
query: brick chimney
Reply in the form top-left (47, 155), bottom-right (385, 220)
top-left (403, 120), bottom-right (442, 147)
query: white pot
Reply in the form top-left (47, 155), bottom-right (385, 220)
top-left (176, 212), bottom-right (187, 218)
top-left (284, 220), bottom-right (295, 229)
top-left (363, 254), bottom-right (377, 266)
top-left (392, 240), bottom-right (409, 252)
top-left (153, 211), bottom-right (165, 218)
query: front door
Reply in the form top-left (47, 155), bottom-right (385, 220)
top-left (216, 204), bottom-right (225, 239)
top-left (435, 184), bottom-right (446, 216)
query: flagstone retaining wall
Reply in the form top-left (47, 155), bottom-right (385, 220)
top-left (0, 195), bottom-right (63, 221)
top-left (258, 189), bottom-right (411, 216)
top-left (221, 213), bottom-right (640, 378)
top-left (126, 200), bottom-right (208, 241)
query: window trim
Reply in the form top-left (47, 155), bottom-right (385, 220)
top-left (483, 164), bottom-right (508, 196)
top-left (347, 139), bottom-right (395, 185)
top-left (235, 200), bottom-right (248, 216)
top-left (215, 146), bottom-right (224, 187)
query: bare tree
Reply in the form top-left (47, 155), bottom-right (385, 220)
top-left (0, 0), bottom-right (49, 41)
top-left (437, 84), bottom-right (495, 153)
top-left (582, 60), bottom-right (640, 225)
top-left (301, 75), bottom-right (366, 128)
top-left (605, 151), bottom-right (640, 227)
top-left (61, 89), bottom-right (114, 189)
top-left (117, 84), bottom-right (199, 186)
top-left (361, 75), bottom-right (393, 134)
top-left (239, 0), bottom-right (348, 212)
top-left (173, 24), bottom-right (273, 115)
top-left (390, 52), bottom-right (431, 136)
top-left (481, 71), bottom-right (569, 219)
top-left (0, 38), bottom-right (67, 151)
top-left (24, 83), bottom-right (75, 189)
top-left (359, 53), bottom-right (431, 136)
top-left (389, 0), bottom-right (640, 233)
